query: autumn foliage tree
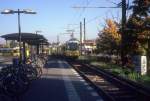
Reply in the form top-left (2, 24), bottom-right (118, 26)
top-left (125, 0), bottom-right (150, 55)
top-left (96, 19), bottom-right (121, 55)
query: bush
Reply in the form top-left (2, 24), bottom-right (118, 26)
top-left (111, 68), bottom-right (122, 75)
top-left (127, 72), bottom-right (140, 81)
top-left (124, 68), bottom-right (132, 75)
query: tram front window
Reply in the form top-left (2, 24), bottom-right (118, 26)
top-left (67, 43), bottom-right (78, 51)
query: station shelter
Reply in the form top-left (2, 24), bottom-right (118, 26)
top-left (1, 32), bottom-right (49, 63)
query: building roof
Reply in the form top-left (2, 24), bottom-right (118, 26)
top-left (83, 39), bottom-right (96, 46)
top-left (1, 33), bottom-right (49, 45)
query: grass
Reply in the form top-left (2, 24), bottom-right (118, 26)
top-left (78, 55), bottom-right (150, 88)
top-left (89, 60), bottom-right (150, 88)
top-left (79, 56), bottom-right (150, 88)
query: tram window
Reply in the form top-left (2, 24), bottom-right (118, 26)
top-left (67, 43), bottom-right (79, 50)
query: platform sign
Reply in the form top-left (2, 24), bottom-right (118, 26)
top-left (133, 55), bottom-right (147, 75)
top-left (141, 56), bottom-right (147, 75)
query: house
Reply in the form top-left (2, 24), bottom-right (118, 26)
top-left (82, 39), bottom-right (96, 54)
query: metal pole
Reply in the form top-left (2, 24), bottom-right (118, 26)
top-left (57, 35), bottom-right (59, 44)
top-left (148, 37), bottom-right (150, 72)
top-left (121, 0), bottom-right (126, 65)
top-left (71, 32), bottom-right (74, 39)
top-left (83, 18), bottom-right (86, 42)
top-left (37, 44), bottom-right (39, 55)
top-left (80, 22), bottom-right (82, 55)
top-left (18, 9), bottom-right (22, 63)
top-left (23, 42), bottom-right (26, 64)
top-left (5, 40), bottom-right (8, 47)
top-left (35, 31), bottom-right (39, 55)
top-left (57, 35), bottom-right (59, 54)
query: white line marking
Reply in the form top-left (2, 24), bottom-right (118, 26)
top-left (74, 72), bottom-right (78, 75)
top-left (71, 69), bottom-right (76, 72)
top-left (87, 86), bottom-right (93, 90)
top-left (83, 82), bottom-right (89, 86)
top-left (77, 76), bottom-right (82, 79)
top-left (96, 99), bottom-right (103, 101)
top-left (80, 79), bottom-right (85, 82)
top-left (91, 92), bottom-right (99, 97)
top-left (75, 74), bottom-right (80, 76)
top-left (59, 61), bottom-right (81, 101)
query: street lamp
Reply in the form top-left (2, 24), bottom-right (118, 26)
top-left (35, 30), bottom-right (42, 35)
top-left (1, 9), bottom-right (36, 63)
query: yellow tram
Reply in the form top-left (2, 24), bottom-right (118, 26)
top-left (65, 38), bottom-right (80, 58)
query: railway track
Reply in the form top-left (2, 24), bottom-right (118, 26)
top-left (68, 60), bottom-right (150, 101)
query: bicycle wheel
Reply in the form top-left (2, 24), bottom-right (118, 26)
top-left (36, 66), bottom-right (42, 78)
top-left (3, 75), bottom-right (29, 97)
top-left (25, 65), bottom-right (38, 81)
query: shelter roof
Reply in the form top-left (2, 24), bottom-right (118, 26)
top-left (1, 33), bottom-right (49, 45)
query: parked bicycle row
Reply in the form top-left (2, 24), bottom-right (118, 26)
top-left (0, 54), bottom-right (48, 99)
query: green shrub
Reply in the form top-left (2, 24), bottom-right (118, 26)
top-left (90, 60), bottom-right (150, 87)
top-left (111, 68), bottom-right (122, 75)
top-left (124, 69), bottom-right (132, 75)
top-left (128, 72), bottom-right (140, 81)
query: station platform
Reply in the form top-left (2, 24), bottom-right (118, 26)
top-left (20, 58), bottom-right (104, 101)
top-left (0, 56), bottom-right (12, 65)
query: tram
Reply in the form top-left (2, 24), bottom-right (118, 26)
top-left (0, 47), bottom-right (30, 58)
top-left (13, 47), bottom-right (20, 57)
top-left (0, 48), bottom-right (13, 56)
top-left (64, 38), bottom-right (80, 58)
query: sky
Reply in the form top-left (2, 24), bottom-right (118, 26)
top-left (0, 0), bottom-right (130, 44)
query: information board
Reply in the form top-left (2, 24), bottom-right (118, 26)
top-left (133, 55), bottom-right (147, 75)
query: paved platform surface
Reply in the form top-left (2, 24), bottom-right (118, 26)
top-left (0, 56), bottom-right (12, 67)
top-left (1, 57), bottom-right (104, 101)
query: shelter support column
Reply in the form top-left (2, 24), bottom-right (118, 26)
top-left (6, 40), bottom-right (8, 47)
top-left (37, 44), bottom-right (39, 55)
top-left (42, 44), bottom-right (44, 54)
top-left (23, 42), bottom-right (26, 64)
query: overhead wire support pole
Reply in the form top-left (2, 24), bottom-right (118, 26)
top-left (83, 18), bottom-right (86, 42)
top-left (121, 0), bottom-right (127, 66)
top-left (57, 35), bottom-right (59, 54)
top-left (80, 22), bottom-right (83, 55)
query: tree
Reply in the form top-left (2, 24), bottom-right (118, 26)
top-left (96, 19), bottom-right (121, 55)
top-left (125, 0), bottom-right (150, 55)
top-left (132, 0), bottom-right (150, 17)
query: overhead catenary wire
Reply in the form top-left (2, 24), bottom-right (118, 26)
top-left (72, 0), bottom-right (123, 27)
top-left (69, 0), bottom-right (92, 27)
top-left (106, 0), bottom-right (121, 6)
top-left (67, 0), bottom-right (92, 28)
top-left (73, 0), bottom-right (122, 9)
top-left (72, 12), bottom-right (113, 30)
top-left (64, 0), bottom-right (129, 41)
top-left (63, 0), bottom-right (92, 40)
top-left (77, 0), bottom-right (92, 20)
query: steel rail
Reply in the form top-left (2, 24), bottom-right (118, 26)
top-left (68, 60), bottom-right (150, 101)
